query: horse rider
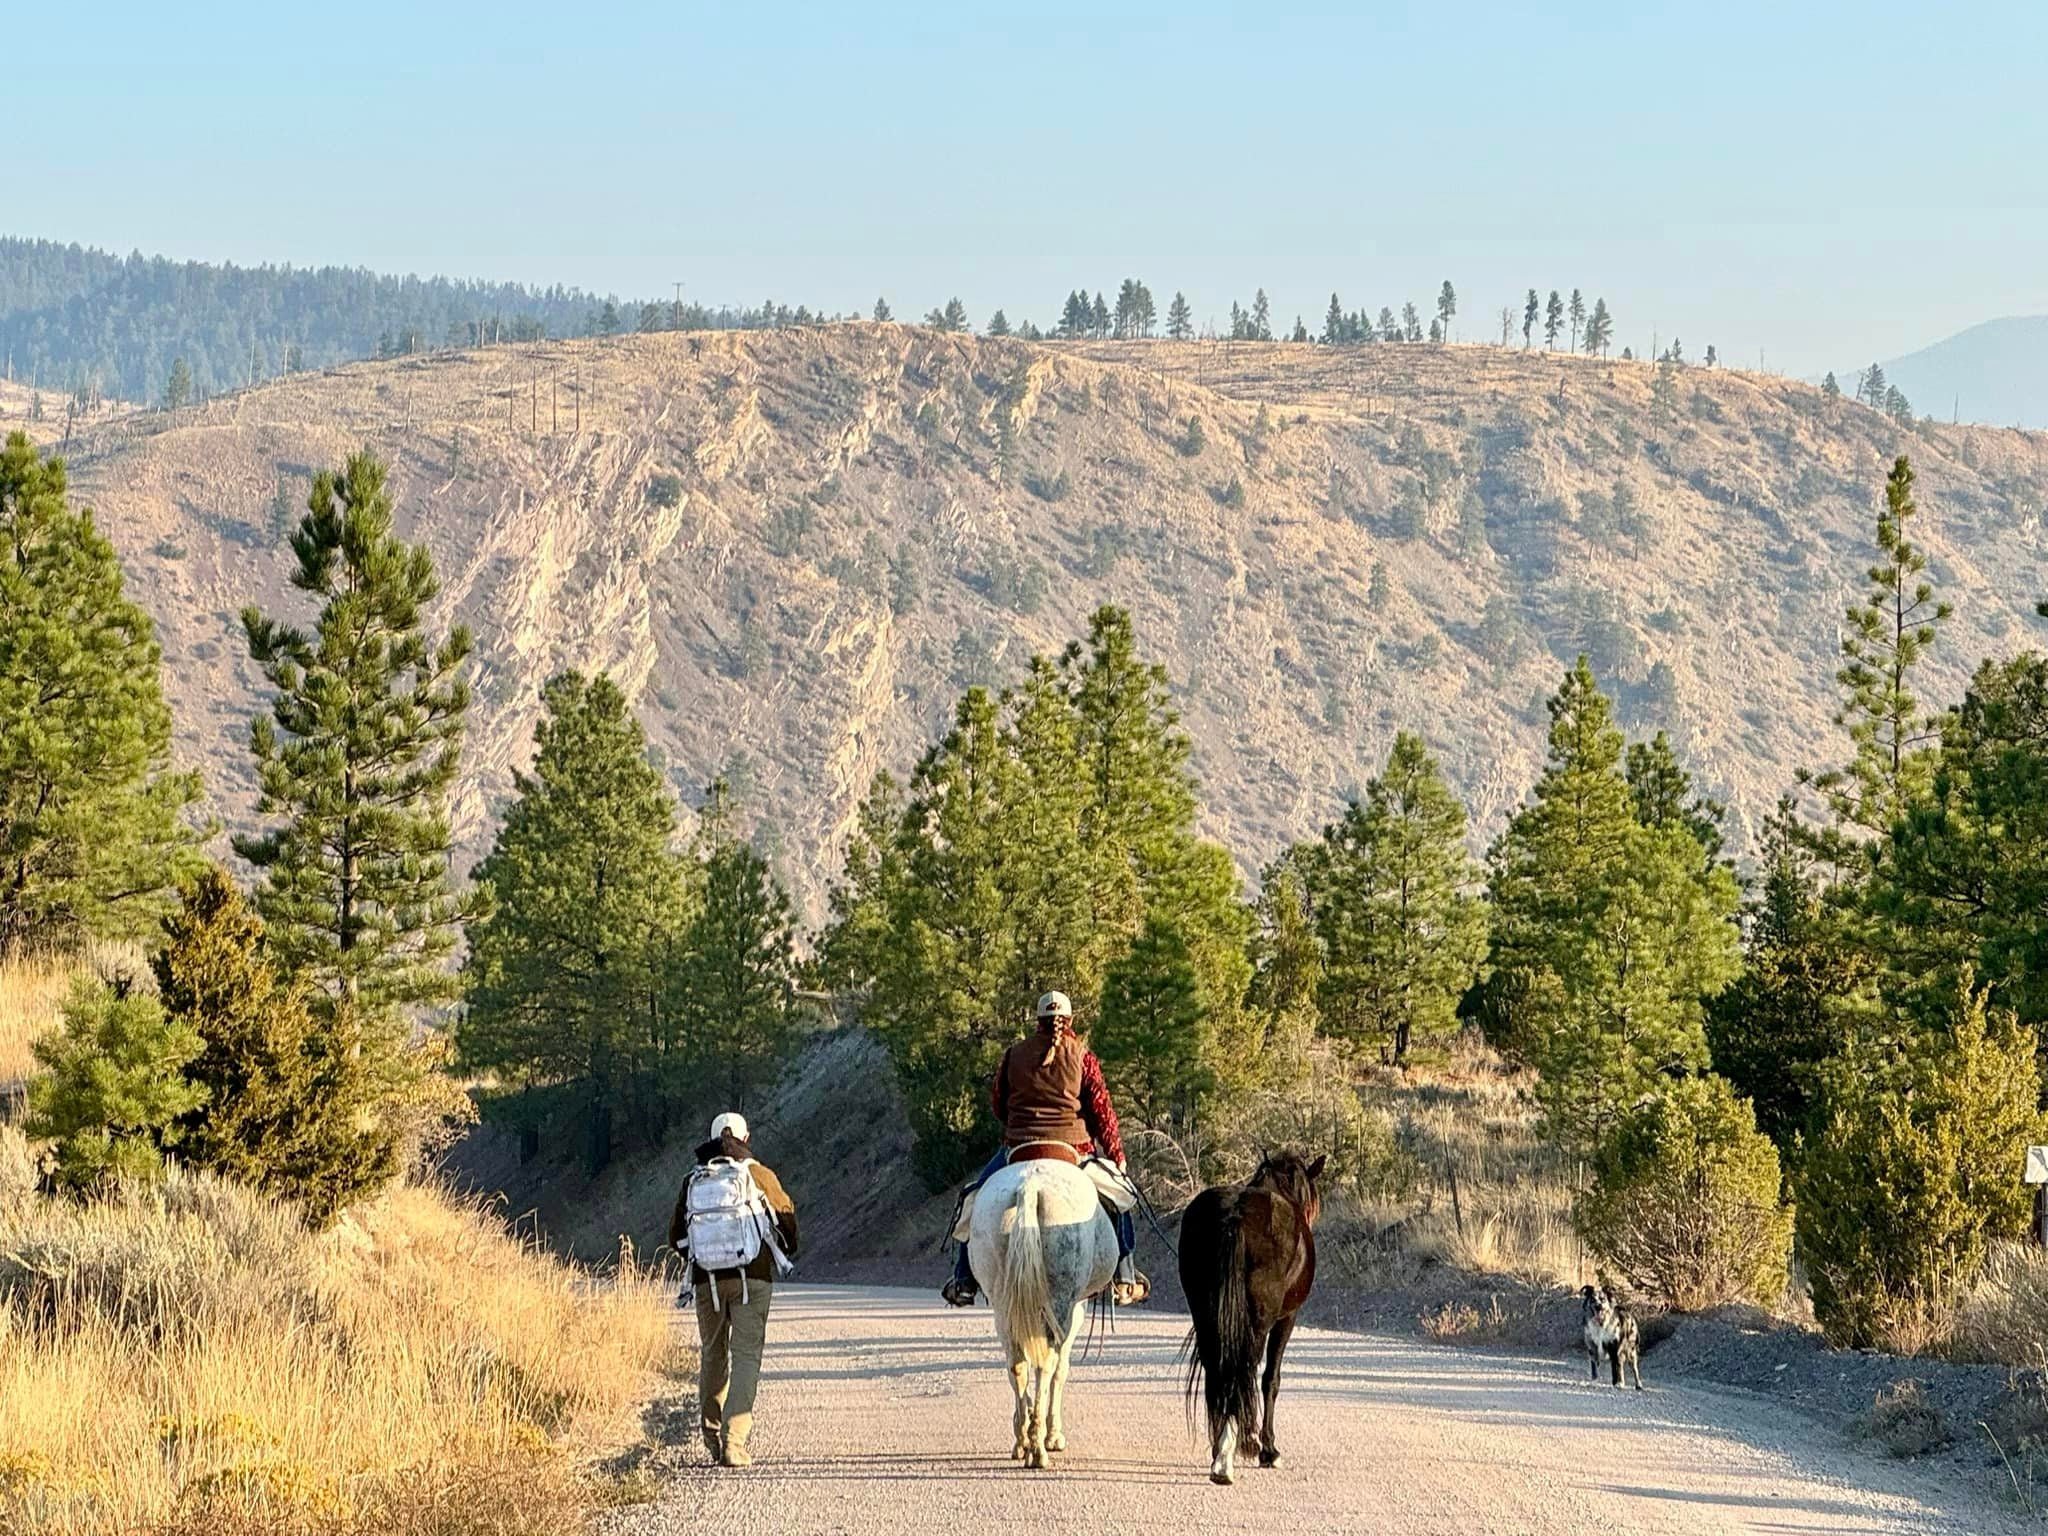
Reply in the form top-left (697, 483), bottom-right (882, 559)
top-left (941, 990), bottom-right (1149, 1308)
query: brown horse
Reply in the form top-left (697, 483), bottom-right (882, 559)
top-left (1178, 1149), bottom-right (1325, 1484)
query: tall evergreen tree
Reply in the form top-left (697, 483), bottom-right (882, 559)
top-left (1094, 914), bottom-right (1211, 1131)
top-left (1249, 290), bottom-right (1273, 341)
top-left (872, 297), bottom-right (893, 322)
top-left (1091, 292), bottom-right (1111, 337)
top-left (459, 672), bottom-right (689, 1151)
top-left (1402, 301), bottom-right (1422, 342)
top-left (1435, 281), bottom-right (1457, 342)
top-left (1523, 288), bottom-right (1539, 348)
top-left (1323, 293), bottom-right (1345, 345)
top-left (1569, 289), bottom-right (1586, 351)
top-left (1166, 292), bottom-right (1194, 340)
top-left (986, 309), bottom-right (1011, 337)
top-left (675, 785), bottom-right (799, 1113)
top-left (1821, 370), bottom-right (1841, 398)
top-left (236, 450), bottom-right (477, 1129)
top-left (1305, 733), bottom-right (1488, 1060)
top-left (1583, 297), bottom-right (1613, 356)
top-left (164, 358), bottom-right (192, 409)
top-left (0, 434), bottom-right (203, 956)
top-left (1485, 661), bottom-right (1741, 1145)
top-left (1811, 456), bottom-right (1950, 844)
top-left (1544, 290), bottom-right (1564, 348)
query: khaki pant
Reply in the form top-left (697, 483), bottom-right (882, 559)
top-left (695, 1276), bottom-right (773, 1451)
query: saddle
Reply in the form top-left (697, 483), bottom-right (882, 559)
top-left (950, 1149), bottom-right (1138, 1243)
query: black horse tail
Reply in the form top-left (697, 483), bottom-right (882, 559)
top-left (1182, 1201), bottom-right (1257, 1448)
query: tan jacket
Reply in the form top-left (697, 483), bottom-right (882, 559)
top-left (669, 1134), bottom-right (800, 1285)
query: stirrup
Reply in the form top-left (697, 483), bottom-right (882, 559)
top-left (1111, 1272), bottom-right (1150, 1306)
top-left (941, 1277), bottom-right (979, 1307)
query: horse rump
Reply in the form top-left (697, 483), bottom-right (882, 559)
top-left (998, 1181), bottom-right (1059, 1369)
top-left (1178, 1186), bottom-right (1258, 1455)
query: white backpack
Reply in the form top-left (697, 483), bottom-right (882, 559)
top-left (684, 1158), bottom-right (791, 1292)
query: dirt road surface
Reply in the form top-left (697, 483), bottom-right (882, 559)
top-left (611, 1285), bottom-right (2028, 1535)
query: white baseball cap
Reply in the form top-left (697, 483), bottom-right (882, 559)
top-left (1035, 991), bottom-right (1073, 1019)
top-left (710, 1111), bottom-right (750, 1143)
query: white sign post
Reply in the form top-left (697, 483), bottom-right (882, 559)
top-left (2028, 1148), bottom-right (2048, 1248)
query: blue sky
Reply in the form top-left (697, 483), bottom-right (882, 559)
top-left (16, 1), bottom-right (2047, 374)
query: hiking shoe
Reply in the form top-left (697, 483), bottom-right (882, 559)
top-left (941, 1277), bottom-right (979, 1307)
top-left (1111, 1272), bottom-right (1151, 1306)
top-left (701, 1429), bottom-right (723, 1462)
top-left (721, 1443), bottom-right (754, 1468)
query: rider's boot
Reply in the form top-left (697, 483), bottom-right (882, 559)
top-left (941, 1243), bottom-right (979, 1307)
top-left (1110, 1208), bottom-right (1149, 1304)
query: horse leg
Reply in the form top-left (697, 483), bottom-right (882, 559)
top-left (1046, 1303), bottom-right (1082, 1452)
top-left (1026, 1350), bottom-right (1056, 1470)
top-left (1209, 1408), bottom-right (1236, 1486)
top-left (1238, 1325), bottom-right (1269, 1459)
top-left (1009, 1345), bottom-right (1031, 1462)
top-left (1258, 1315), bottom-right (1297, 1468)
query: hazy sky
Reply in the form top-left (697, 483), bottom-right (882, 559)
top-left (18, 1), bottom-right (2048, 375)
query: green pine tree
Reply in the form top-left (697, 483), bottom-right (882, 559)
top-left (872, 297), bottom-right (893, 322)
top-left (1485, 660), bottom-right (1741, 1146)
top-left (236, 449), bottom-right (478, 1141)
top-left (1167, 292), bottom-right (1194, 341)
top-left (1584, 297), bottom-right (1613, 356)
top-left (460, 672), bottom-right (690, 1151)
top-left (1523, 289), bottom-right (1539, 348)
top-left (156, 866), bottom-right (395, 1225)
top-left (1544, 290), bottom-right (1564, 348)
top-left (675, 783), bottom-right (799, 1113)
top-left (1436, 280), bottom-right (1457, 342)
top-left (164, 358), bottom-right (192, 410)
top-left (987, 309), bottom-right (1011, 337)
top-left (0, 434), bottom-right (204, 956)
top-left (26, 978), bottom-right (207, 1191)
top-left (1305, 732), bottom-right (1488, 1061)
top-left (1094, 914), bottom-right (1211, 1131)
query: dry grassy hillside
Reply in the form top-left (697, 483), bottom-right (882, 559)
top-left (54, 324), bottom-right (2048, 911)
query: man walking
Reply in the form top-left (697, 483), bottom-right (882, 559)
top-left (669, 1110), bottom-right (799, 1468)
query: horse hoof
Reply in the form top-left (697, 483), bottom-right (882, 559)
top-left (1210, 1468), bottom-right (1235, 1486)
top-left (1259, 1449), bottom-right (1282, 1469)
top-left (1011, 1445), bottom-right (1026, 1461)
top-left (1047, 1438), bottom-right (1066, 1453)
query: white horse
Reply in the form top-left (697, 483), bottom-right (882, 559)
top-left (967, 1154), bottom-right (1119, 1468)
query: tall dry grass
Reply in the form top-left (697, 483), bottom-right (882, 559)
top-left (0, 1125), bottom-right (675, 1535)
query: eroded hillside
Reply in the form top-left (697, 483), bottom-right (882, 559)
top-left (57, 325), bottom-right (2048, 912)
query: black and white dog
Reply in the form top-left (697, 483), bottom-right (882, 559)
top-left (1580, 1283), bottom-right (1644, 1390)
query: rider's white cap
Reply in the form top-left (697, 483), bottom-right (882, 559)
top-left (710, 1111), bottom-right (749, 1143)
top-left (1035, 991), bottom-right (1072, 1019)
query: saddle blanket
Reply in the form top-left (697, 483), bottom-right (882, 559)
top-left (951, 1154), bottom-right (1137, 1243)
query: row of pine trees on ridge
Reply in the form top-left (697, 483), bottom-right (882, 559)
top-left (1, 425), bottom-right (2039, 1350)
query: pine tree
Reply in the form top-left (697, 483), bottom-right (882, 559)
top-left (459, 673), bottom-right (689, 1151)
top-left (1305, 733), bottom-right (1488, 1060)
top-left (596, 301), bottom-right (622, 336)
top-left (1436, 280), bottom-right (1457, 342)
top-left (1523, 288), bottom-right (1539, 348)
top-left (1705, 344), bottom-right (1718, 369)
top-left (0, 434), bottom-right (204, 956)
top-left (986, 309), bottom-right (1011, 337)
top-left (1822, 370), bottom-right (1841, 398)
top-left (1094, 915), bottom-right (1211, 1130)
top-left (1379, 306), bottom-right (1399, 341)
top-left (1323, 293), bottom-right (1345, 345)
top-left (1485, 661), bottom-right (1741, 1145)
top-left (1812, 457), bottom-right (1950, 843)
top-left (1568, 289), bottom-right (1585, 351)
top-left (25, 978), bottom-right (207, 1191)
top-left (1251, 290), bottom-right (1272, 341)
top-left (873, 297), bottom-right (893, 322)
top-left (1625, 731), bottom-right (1726, 867)
top-left (1859, 362), bottom-right (1888, 407)
top-left (1544, 290), bottom-right (1564, 348)
top-left (236, 450), bottom-right (477, 1129)
top-left (1402, 302), bottom-right (1422, 342)
top-left (1167, 292), bottom-right (1194, 340)
top-left (156, 866), bottom-right (395, 1225)
top-left (1092, 292), bottom-right (1111, 338)
top-left (164, 358), bottom-right (192, 409)
top-left (675, 786), bottom-right (799, 1113)
top-left (1584, 298), bottom-right (1613, 356)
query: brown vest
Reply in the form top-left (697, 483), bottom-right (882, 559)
top-left (1000, 1030), bottom-right (1088, 1149)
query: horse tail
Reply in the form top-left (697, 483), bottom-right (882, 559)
top-left (1183, 1198), bottom-right (1258, 1447)
top-left (999, 1177), bottom-right (1058, 1370)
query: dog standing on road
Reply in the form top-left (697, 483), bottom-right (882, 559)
top-left (1580, 1283), bottom-right (1644, 1390)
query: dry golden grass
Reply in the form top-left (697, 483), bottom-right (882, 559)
top-left (0, 1125), bottom-right (675, 1535)
top-left (1951, 1244), bottom-right (2048, 1368)
top-left (0, 944), bottom-right (148, 1088)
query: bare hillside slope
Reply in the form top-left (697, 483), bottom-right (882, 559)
top-left (57, 325), bottom-right (2048, 908)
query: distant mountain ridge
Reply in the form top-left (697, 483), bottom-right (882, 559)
top-left (52, 326), bottom-right (2048, 919)
top-left (1864, 315), bottom-right (2048, 430)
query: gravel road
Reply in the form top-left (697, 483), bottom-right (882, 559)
top-left (609, 1284), bottom-right (2030, 1535)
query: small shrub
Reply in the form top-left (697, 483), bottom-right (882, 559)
top-left (645, 473), bottom-right (684, 509)
top-left (1217, 475), bottom-right (1245, 509)
top-left (1176, 415), bottom-right (1206, 457)
top-left (1796, 978), bottom-right (2048, 1350)
top-left (1574, 1074), bottom-right (1792, 1312)
top-left (1024, 468), bottom-right (1072, 503)
top-left (1862, 1379), bottom-right (1952, 1458)
top-left (25, 980), bottom-right (206, 1191)
top-left (154, 539), bottom-right (187, 561)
